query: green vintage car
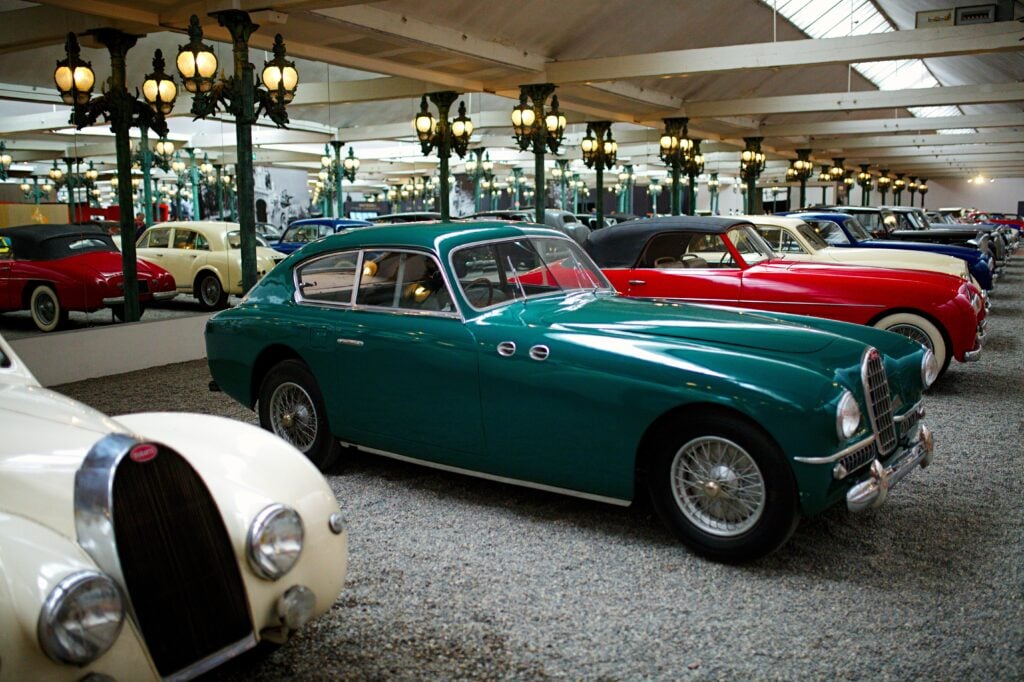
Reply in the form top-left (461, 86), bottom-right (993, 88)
top-left (206, 223), bottom-right (938, 562)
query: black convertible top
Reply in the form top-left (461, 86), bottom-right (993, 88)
top-left (0, 223), bottom-right (116, 260)
top-left (584, 216), bottom-right (751, 268)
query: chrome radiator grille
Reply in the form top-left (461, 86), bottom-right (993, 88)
top-left (112, 446), bottom-right (251, 677)
top-left (839, 439), bottom-right (879, 477)
top-left (861, 349), bottom-right (897, 455)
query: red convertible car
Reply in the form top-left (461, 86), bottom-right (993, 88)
top-left (585, 216), bottom-right (985, 377)
top-left (0, 224), bottom-right (177, 332)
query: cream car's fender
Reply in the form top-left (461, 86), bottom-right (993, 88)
top-left (112, 413), bottom-right (348, 636)
top-left (0, 512), bottom-right (159, 681)
top-left (189, 251), bottom-right (233, 295)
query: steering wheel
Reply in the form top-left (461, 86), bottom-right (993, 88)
top-left (463, 277), bottom-right (495, 306)
top-left (680, 253), bottom-right (700, 263)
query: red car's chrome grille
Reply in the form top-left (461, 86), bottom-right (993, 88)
top-left (861, 349), bottom-right (897, 456)
top-left (112, 446), bottom-right (251, 677)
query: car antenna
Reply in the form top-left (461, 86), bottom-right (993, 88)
top-left (506, 255), bottom-right (528, 307)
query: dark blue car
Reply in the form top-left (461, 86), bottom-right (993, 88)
top-left (784, 211), bottom-right (994, 291)
top-left (274, 218), bottom-right (373, 254)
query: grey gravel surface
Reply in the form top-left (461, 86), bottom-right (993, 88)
top-left (58, 259), bottom-right (1024, 680)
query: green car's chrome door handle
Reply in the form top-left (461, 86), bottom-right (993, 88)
top-left (496, 341), bottom-right (516, 357)
top-left (337, 338), bottom-right (364, 347)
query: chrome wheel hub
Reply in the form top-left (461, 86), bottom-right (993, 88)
top-left (670, 436), bottom-right (766, 537)
top-left (269, 382), bottom-right (318, 453)
top-left (887, 323), bottom-right (933, 351)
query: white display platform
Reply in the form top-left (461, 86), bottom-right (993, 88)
top-left (9, 313), bottom-right (213, 387)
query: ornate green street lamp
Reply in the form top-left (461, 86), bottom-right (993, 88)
top-left (817, 165), bottom-right (831, 204)
top-left (511, 83), bottom-right (565, 224)
top-left (55, 29), bottom-right (174, 321)
top-left (0, 142), bottom-right (12, 181)
top-left (707, 173), bottom-right (720, 215)
top-left (659, 117), bottom-right (694, 216)
top-left (892, 173), bottom-right (906, 204)
top-left (789, 149), bottom-right (814, 209)
top-left (414, 91), bottom-right (472, 221)
top-left (580, 121), bottom-right (617, 229)
top-left (739, 137), bottom-right (766, 214)
top-left (856, 164), bottom-right (874, 206)
top-left (917, 179), bottom-right (928, 208)
top-left (907, 177), bottom-right (919, 206)
top-left (618, 165), bottom-right (633, 214)
top-left (876, 170), bottom-right (891, 205)
top-left (176, 12), bottom-right (298, 292)
top-left (552, 159), bottom-right (570, 211)
top-left (683, 142), bottom-right (704, 215)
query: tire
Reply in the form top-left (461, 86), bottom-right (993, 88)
top-left (29, 284), bottom-right (68, 333)
top-left (196, 272), bottom-right (228, 310)
top-left (258, 359), bottom-right (341, 471)
top-left (874, 312), bottom-right (950, 378)
top-left (646, 412), bottom-right (799, 563)
top-left (111, 303), bottom-right (146, 322)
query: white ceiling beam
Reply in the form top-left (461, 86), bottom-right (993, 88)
top-left (538, 23), bottom-right (1024, 84)
top-left (758, 113), bottom-right (1024, 137)
top-left (858, 142), bottom-right (1024, 158)
top-left (778, 131), bottom-right (1024, 150)
top-left (686, 83), bottom-right (1024, 118)
top-left (291, 77), bottom-right (433, 105)
top-left (861, 152), bottom-right (1024, 164)
top-left (0, 111), bottom-right (77, 134)
top-left (312, 5), bottom-right (546, 72)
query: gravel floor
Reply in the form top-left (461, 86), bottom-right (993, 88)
top-left (57, 258), bottom-right (1024, 681)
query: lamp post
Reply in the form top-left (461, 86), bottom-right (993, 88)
top-left (647, 180), bottom-right (662, 217)
top-left (918, 179), bottom-right (928, 208)
top-left (327, 141), bottom-right (360, 219)
top-left (739, 137), bottom-right (766, 214)
top-left (170, 152), bottom-right (188, 219)
top-left (176, 12), bottom-right (298, 293)
top-left (907, 177), bottom-right (919, 206)
top-left (182, 147), bottom-right (202, 219)
top-left (509, 167), bottom-right (524, 209)
top-left (683, 142), bottom-right (704, 215)
top-left (552, 159), bottom-right (570, 211)
top-left (413, 91), bottom-right (472, 221)
top-left (511, 83), bottom-right (566, 225)
top-left (856, 164), bottom-right (873, 207)
top-left (658, 117), bottom-right (694, 216)
top-left (842, 171), bottom-right (855, 204)
top-left (54, 29), bottom-right (175, 322)
top-left (892, 173), bottom-right (906, 204)
top-left (708, 173), bottom-right (720, 215)
top-left (20, 177), bottom-right (49, 204)
top-left (580, 122), bottom-right (617, 230)
top-left (0, 142), bottom-right (11, 180)
top-left (817, 165), bottom-right (831, 204)
top-left (618, 165), bottom-right (633, 214)
top-left (790, 149), bottom-right (814, 209)
top-left (876, 170), bottom-right (891, 205)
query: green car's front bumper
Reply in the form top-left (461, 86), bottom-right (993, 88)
top-left (844, 424), bottom-right (934, 512)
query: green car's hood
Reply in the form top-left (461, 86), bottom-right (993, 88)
top-left (526, 293), bottom-right (836, 354)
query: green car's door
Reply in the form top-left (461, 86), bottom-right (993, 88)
top-left (338, 249), bottom-right (484, 465)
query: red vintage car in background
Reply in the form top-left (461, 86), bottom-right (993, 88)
top-left (585, 216), bottom-right (986, 378)
top-left (0, 223), bottom-right (177, 332)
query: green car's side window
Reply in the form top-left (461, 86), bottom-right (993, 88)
top-left (356, 251), bottom-right (454, 313)
top-left (296, 251), bottom-right (359, 304)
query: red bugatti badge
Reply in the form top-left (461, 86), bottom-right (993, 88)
top-left (129, 444), bottom-right (158, 463)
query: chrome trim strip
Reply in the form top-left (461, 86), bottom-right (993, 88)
top-left (102, 296), bottom-right (126, 304)
top-left (892, 400), bottom-right (924, 423)
top-left (793, 435), bottom-right (876, 465)
top-left (74, 433), bottom-right (141, 630)
top-left (336, 338), bottom-right (364, 347)
top-left (340, 441), bottom-right (631, 507)
top-left (642, 296), bottom-right (882, 309)
top-left (166, 633), bottom-right (258, 682)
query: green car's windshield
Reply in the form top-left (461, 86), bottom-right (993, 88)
top-left (451, 236), bottom-right (613, 310)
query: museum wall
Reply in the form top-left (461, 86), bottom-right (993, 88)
top-left (918, 177), bottom-right (1024, 214)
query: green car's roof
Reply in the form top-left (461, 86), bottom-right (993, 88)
top-left (288, 221), bottom-right (565, 258)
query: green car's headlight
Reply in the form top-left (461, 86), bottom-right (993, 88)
top-left (835, 390), bottom-right (861, 441)
top-left (247, 503), bottom-right (304, 580)
top-left (37, 571), bottom-right (124, 665)
top-left (921, 349), bottom-right (939, 389)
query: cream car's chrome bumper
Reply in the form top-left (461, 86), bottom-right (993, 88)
top-left (846, 425), bottom-right (934, 512)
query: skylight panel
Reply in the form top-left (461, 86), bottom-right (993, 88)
top-left (763, 0), bottom-right (965, 122)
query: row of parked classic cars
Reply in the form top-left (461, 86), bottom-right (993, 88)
top-left (0, 204), bottom-right (1018, 679)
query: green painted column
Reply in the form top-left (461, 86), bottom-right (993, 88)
top-left (139, 126), bottom-right (153, 226)
top-left (184, 147), bottom-right (201, 219)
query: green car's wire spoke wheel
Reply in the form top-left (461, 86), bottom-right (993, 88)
top-left (269, 382), bottom-right (319, 452)
top-left (258, 359), bottom-right (342, 471)
top-left (670, 436), bottom-right (766, 537)
top-left (648, 412), bottom-right (799, 563)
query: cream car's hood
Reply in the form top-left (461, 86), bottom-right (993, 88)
top-left (0, 380), bottom-right (128, 539)
top-left (789, 247), bottom-right (969, 280)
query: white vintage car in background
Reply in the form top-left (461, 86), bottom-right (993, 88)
top-left (0, 335), bottom-right (347, 680)
top-left (746, 215), bottom-right (979, 286)
top-left (136, 221), bottom-right (285, 310)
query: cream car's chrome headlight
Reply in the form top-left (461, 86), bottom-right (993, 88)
top-left (247, 503), bottom-right (304, 580)
top-left (37, 571), bottom-right (124, 665)
top-left (921, 349), bottom-right (939, 389)
top-left (835, 390), bottom-right (861, 441)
